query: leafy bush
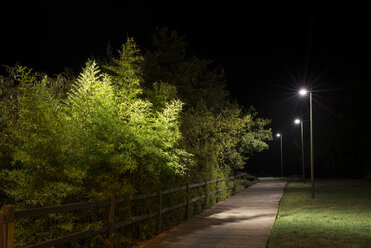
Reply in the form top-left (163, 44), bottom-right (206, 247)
top-left (0, 34), bottom-right (271, 247)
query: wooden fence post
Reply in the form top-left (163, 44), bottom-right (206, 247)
top-left (0, 211), bottom-right (6, 248)
top-left (3, 205), bottom-right (15, 248)
top-left (185, 184), bottom-right (190, 220)
top-left (204, 181), bottom-right (208, 209)
top-left (244, 174), bottom-right (247, 189)
top-left (108, 195), bottom-right (115, 248)
top-left (233, 175), bottom-right (237, 195)
top-left (216, 178), bottom-right (219, 203)
top-left (157, 189), bottom-right (162, 234)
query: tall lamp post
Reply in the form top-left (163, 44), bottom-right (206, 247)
top-left (299, 89), bottom-right (314, 198)
top-left (295, 119), bottom-right (305, 184)
top-left (276, 133), bottom-right (283, 177)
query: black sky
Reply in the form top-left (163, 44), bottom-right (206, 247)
top-left (1, 1), bottom-right (371, 175)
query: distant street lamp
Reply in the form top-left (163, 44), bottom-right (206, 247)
top-left (295, 118), bottom-right (305, 184)
top-left (299, 88), bottom-right (314, 198)
top-left (276, 133), bottom-right (283, 177)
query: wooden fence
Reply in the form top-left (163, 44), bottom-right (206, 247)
top-left (0, 174), bottom-right (249, 248)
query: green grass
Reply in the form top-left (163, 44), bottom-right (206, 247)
top-left (267, 179), bottom-right (371, 248)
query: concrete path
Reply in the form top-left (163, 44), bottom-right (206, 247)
top-left (138, 177), bottom-right (286, 248)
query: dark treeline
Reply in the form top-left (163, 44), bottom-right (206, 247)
top-left (312, 79), bottom-right (371, 178)
top-left (246, 76), bottom-right (371, 180)
top-left (0, 28), bottom-right (271, 246)
top-left (280, 78), bottom-right (371, 179)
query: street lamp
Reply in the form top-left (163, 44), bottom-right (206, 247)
top-left (295, 118), bottom-right (305, 184)
top-left (276, 133), bottom-right (283, 177)
top-left (299, 89), bottom-right (308, 96)
top-left (299, 88), bottom-right (314, 198)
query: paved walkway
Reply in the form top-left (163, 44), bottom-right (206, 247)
top-left (138, 177), bottom-right (286, 248)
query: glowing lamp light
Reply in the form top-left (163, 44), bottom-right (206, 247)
top-left (276, 133), bottom-right (281, 137)
top-left (299, 89), bottom-right (308, 96)
top-left (294, 119), bottom-right (301, 124)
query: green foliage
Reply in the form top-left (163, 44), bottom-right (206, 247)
top-left (0, 31), bottom-right (272, 247)
top-left (240, 108), bottom-right (273, 156)
top-left (1, 38), bottom-right (188, 246)
top-left (3, 74), bottom-right (81, 208)
top-left (144, 28), bottom-right (272, 180)
top-left (145, 29), bottom-right (228, 112)
top-left (0, 67), bottom-right (18, 171)
top-left (103, 38), bottom-right (190, 179)
top-left (0, 69), bottom-right (88, 246)
top-left (145, 82), bottom-right (178, 111)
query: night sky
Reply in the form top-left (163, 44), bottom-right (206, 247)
top-left (2, 1), bottom-right (371, 176)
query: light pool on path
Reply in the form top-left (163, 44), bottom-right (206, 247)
top-left (138, 177), bottom-right (286, 248)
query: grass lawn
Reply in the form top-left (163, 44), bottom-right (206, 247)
top-left (267, 179), bottom-right (371, 248)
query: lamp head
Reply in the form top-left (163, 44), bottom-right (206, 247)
top-left (299, 89), bottom-right (308, 96)
top-left (294, 119), bottom-right (301, 124)
top-left (276, 133), bottom-right (281, 137)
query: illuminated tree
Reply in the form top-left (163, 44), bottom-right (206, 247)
top-left (0, 38), bottom-right (189, 246)
top-left (144, 28), bottom-right (272, 179)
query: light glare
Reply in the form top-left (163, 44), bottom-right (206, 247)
top-left (276, 133), bottom-right (281, 137)
top-left (299, 89), bottom-right (308, 96)
top-left (294, 119), bottom-right (301, 124)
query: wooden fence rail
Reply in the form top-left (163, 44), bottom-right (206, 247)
top-left (0, 174), bottom-right (250, 248)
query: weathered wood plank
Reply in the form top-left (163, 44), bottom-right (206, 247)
top-left (15, 200), bottom-right (110, 219)
top-left (24, 226), bottom-right (109, 248)
top-left (4, 206), bottom-right (14, 248)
